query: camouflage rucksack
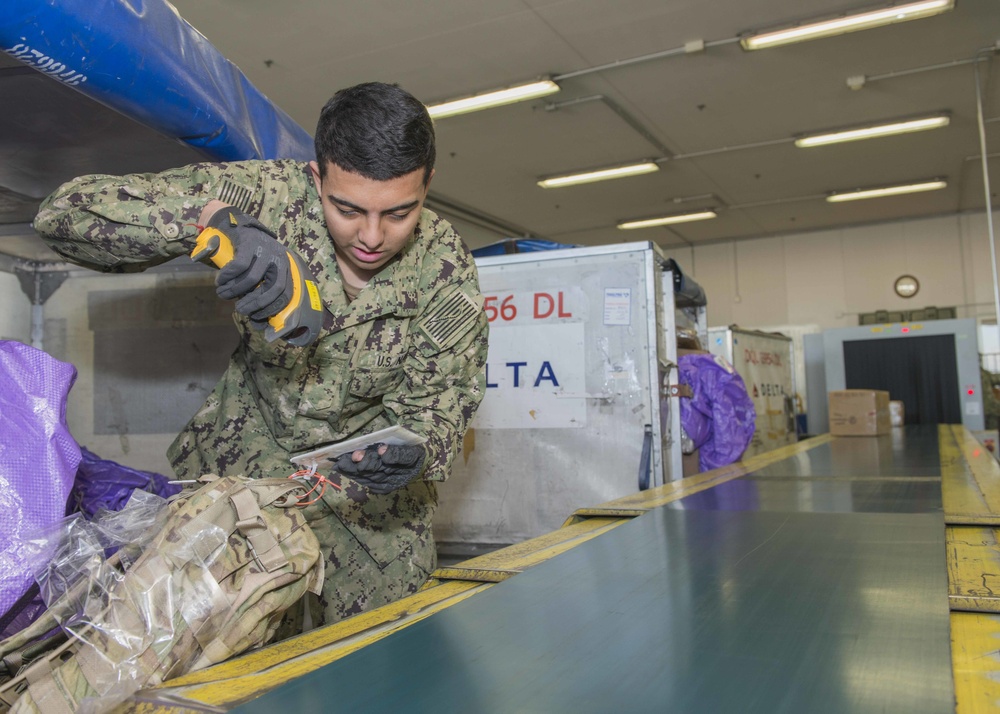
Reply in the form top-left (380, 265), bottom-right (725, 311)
top-left (0, 474), bottom-right (324, 714)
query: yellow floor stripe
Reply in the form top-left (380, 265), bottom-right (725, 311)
top-left (431, 567), bottom-right (518, 583)
top-left (939, 424), bottom-right (979, 517)
top-left (430, 516), bottom-right (628, 573)
top-left (945, 426), bottom-right (1000, 712)
top-left (565, 508), bottom-right (647, 522)
top-left (952, 611), bottom-right (1000, 714)
top-left (947, 526), bottom-right (1000, 612)
top-left (954, 426), bottom-right (1000, 505)
top-left (944, 424), bottom-right (1000, 521)
top-left (948, 515), bottom-right (1000, 526)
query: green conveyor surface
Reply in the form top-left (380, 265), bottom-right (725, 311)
top-left (232, 426), bottom-right (953, 713)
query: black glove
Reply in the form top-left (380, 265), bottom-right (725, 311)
top-left (334, 443), bottom-right (427, 495)
top-left (207, 208), bottom-right (293, 326)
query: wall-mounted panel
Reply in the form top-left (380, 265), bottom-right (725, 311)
top-left (42, 268), bottom-right (238, 476)
top-left (0, 270), bottom-right (29, 343)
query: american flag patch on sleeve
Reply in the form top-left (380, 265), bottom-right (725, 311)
top-left (217, 180), bottom-right (253, 213)
top-left (416, 288), bottom-right (481, 351)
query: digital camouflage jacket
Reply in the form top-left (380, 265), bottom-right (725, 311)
top-left (35, 159), bottom-right (489, 623)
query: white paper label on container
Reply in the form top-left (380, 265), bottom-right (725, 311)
top-left (603, 288), bottom-right (631, 326)
top-left (966, 402), bottom-right (982, 416)
top-left (472, 322), bottom-right (587, 429)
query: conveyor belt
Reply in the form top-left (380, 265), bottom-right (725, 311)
top-left (125, 425), bottom-right (1000, 712)
top-left (669, 472), bottom-right (943, 513)
top-left (748, 426), bottom-right (944, 479)
top-left (232, 509), bottom-right (951, 714)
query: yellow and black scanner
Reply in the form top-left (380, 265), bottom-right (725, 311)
top-left (191, 227), bottom-right (325, 347)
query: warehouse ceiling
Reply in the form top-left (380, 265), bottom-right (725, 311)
top-left (2, 0), bottom-right (1000, 260)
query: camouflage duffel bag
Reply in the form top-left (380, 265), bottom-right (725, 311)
top-left (0, 474), bottom-right (325, 714)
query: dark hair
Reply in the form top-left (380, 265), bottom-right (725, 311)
top-left (314, 82), bottom-right (435, 185)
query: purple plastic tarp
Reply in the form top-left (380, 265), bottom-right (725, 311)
top-left (679, 353), bottom-right (756, 472)
top-left (0, 341), bottom-right (82, 627)
top-left (71, 448), bottom-right (180, 519)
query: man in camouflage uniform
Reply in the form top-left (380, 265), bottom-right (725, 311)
top-left (33, 83), bottom-right (489, 628)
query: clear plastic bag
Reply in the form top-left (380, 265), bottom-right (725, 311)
top-left (6, 476), bottom-right (322, 714)
top-left (16, 489), bottom-right (228, 713)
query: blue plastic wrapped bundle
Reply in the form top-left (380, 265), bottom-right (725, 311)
top-left (0, 341), bottom-right (82, 635)
top-left (678, 353), bottom-right (756, 471)
top-left (1, 0), bottom-right (313, 162)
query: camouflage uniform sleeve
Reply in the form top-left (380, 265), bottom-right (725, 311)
top-left (33, 162), bottom-right (271, 272)
top-left (384, 228), bottom-right (489, 482)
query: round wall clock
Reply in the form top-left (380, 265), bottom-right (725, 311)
top-left (894, 275), bottom-right (919, 299)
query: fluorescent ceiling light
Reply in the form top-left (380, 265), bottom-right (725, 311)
top-left (538, 162), bottom-right (659, 189)
top-left (427, 80), bottom-right (560, 119)
top-left (826, 179), bottom-right (947, 202)
top-left (742, 0), bottom-right (955, 50)
top-left (796, 115), bottom-right (950, 147)
top-left (618, 211), bottom-right (718, 230)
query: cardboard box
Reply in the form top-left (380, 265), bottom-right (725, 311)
top-left (889, 400), bottom-right (905, 427)
top-left (828, 390), bottom-right (891, 436)
top-left (677, 330), bottom-right (703, 351)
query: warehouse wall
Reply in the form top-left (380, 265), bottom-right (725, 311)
top-left (669, 209), bottom-right (1000, 331)
top-left (42, 267), bottom-right (237, 476)
top-left (17, 208), bottom-right (1000, 474)
top-left (0, 271), bottom-right (30, 343)
top-left (432, 213), bottom-right (510, 253)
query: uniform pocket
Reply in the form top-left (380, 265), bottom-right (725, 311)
top-left (348, 366), bottom-right (405, 399)
top-left (239, 326), bottom-right (307, 437)
top-left (296, 334), bottom-right (350, 417)
top-left (347, 317), bottom-right (408, 400)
